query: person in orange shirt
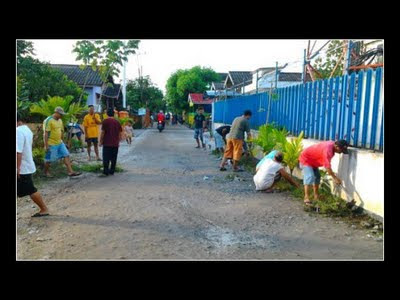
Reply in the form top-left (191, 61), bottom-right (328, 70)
top-left (83, 105), bottom-right (102, 161)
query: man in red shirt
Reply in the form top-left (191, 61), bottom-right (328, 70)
top-left (157, 110), bottom-right (165, 126)
top-left (99, 109), bottom-right (123, 177)
top-left (299, 140), bottom-right (349, 205)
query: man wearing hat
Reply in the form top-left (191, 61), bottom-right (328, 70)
top-left (43, 107), bottom-right (81, 178)
top-left (299, 139), bottom-right (349, 206)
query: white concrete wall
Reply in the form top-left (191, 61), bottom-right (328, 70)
top-left (213, 122), bottom-right (384, 220)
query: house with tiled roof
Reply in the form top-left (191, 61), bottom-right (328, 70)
top-left (222, 71), bottom-right (253, 94)
top-left (256, 71), bottom-right (312, 93)
top-left (188, 93), bottom-right (213, 113)
top-left (51, 64), bottom-right (122, 111)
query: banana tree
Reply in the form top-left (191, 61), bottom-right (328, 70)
top-left (283, 131), bottom-right (304, 176)
top-left (30, 95), bottom-right (87, 127)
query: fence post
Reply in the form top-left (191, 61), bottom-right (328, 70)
top-left (346, 72), bottom-right (356, 144)
top-left (370, 67), bottom-right (382, 149)
top-left (332, 76), bottom-right (340, 140)
top-left (361, 69), bottom-right (373, 148)
top-left (354, 70), bottom-right (364, 147)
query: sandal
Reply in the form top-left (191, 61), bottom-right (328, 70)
top-left (44, 174), bottom-right (54, 178)
top-left (68, 172), bottom-right (82, 177)
top-left (233, 169), bottom-right (244, 172)
top-left (31, 212), bottom-right (50, 218)
top-left (304, 199), bottom-right (312, 206)
top-left (220, 167), bottom-right (227, 171)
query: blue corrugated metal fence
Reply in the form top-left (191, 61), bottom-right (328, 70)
top-left (213, 67), bottom-right (384, 151)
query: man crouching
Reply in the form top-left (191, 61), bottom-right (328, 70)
top-left (253, 151), bottom-right (300, 193)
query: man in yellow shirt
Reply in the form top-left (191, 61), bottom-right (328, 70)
top-left (43, 107), bottom-right (81, 178)
top-left (83, 105), bottom-right (102, 161)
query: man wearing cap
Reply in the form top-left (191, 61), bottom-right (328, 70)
top-left (83, 105), bottom-right (102, 161)
top-left (299, 139), bottom-right (349, 205)
top-left (43, 107), bottom-right (81, 177)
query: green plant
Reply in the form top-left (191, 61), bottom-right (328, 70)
top-left (116, 117), bottom-right (134, 126)
top-left (32, 147), bottom-right (46, 166)
top-left (30, 95), bottom-right (87, 127)
top-left (78, 163), bottom-right (124, 173)
top-left (283, 131), bottom-right (304, 176)
top-left (252, 124), bottom-right (288, 155)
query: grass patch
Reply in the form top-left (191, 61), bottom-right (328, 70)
top-left (76, 163), bottom-right (124, 173)
top-left (273, 177), bottom-right (382, 229)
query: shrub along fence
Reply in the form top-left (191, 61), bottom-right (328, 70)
top-left (213, 67), bottom-right (384, 151)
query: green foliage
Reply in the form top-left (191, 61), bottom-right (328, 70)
top-left (30, 96), bottom-right (87, 127)
top-left (17, 41), bottom-right (85, 103)
top-left (283, 131), bottom-right (304, 176)
top-left (115, 117), bottom-right (134, 126)
top-left (313, 40), bottom-right (346, 79)
top-left (17, 40), bottom-right (35, 63)
top-left (70, 138), bottom-right (83, 152)
top-left (126, 76), bottom-right (165, 112)
top-left (32, 147), bottom-right (46, 166)
top-left (252, 124), bottom-right (288, 155)
top-left (165, 66), bottom-right (219, 113)
top-left (72, 40), bottom-right (140, 85)
top-left (78, 163), bottom-right (123, 173)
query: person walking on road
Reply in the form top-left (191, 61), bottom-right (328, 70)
top-left (194, 107), bottom-right (206, 149)
top-left (299, 140), bottom-right (349, 206)
top-left (219, 110), bottom-right (252, 172)
top-left (83, 105), bottom-right (102, 161)
top-left (43, 107), bottom-right (82, 178)
top-left (17, 113), bottom-right (50, 217)
top-left (124, 121), bottom-right (134, 145)
top-left (253, 151), bottom-right (300, 193)
top-left (99, 109), bottom-right (123, 177)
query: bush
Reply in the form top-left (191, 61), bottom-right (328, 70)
top-left (32, 147), bottom-right (46, 166)
top-left (283, 131), bottom-right (304, 176)
top-left (252, 123), bottom-right (288, 154)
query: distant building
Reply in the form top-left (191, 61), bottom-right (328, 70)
top-left (50, 64), bottom-right (122, 111)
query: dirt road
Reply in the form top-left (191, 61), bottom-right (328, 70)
top-left (17, 125), bottom-right (383, 260)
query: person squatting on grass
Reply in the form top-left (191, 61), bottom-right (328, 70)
top-left (17, 113), bottom-right (49, 217)
top-left (83, 105), bottom-right (102, 161)
top-left (253, 150), bottom-right (300, 193)
top-left (43, 107), bottom-right (81, 178)
top-left (299, 139), bottom-right (349, 206)
top-left (219, 110), bottom-right (252, 172)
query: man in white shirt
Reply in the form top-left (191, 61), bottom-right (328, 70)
top-left (17, 114), bottom-right (49, 217)
top-left (253, 151), bottom-right (300, 193)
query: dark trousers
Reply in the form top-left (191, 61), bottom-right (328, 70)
top-left (103, 146), bottom-right (119, 175)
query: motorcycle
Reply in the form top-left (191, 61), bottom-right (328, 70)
top-left (157, 120), bottom-right (165, 132)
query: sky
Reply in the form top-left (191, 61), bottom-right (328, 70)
top-left (26, 39), bottom-right (330, 94)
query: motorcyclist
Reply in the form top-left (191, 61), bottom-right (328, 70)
top-left (157, 110), bottom-right (166, 128)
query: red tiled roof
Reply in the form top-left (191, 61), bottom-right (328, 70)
top-left (188, 93), bottom-right (213, 104)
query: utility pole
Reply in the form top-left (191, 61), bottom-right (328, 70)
top-left (343, 40), bottom-right (353, 75)
top-left (122, 59), bottom-right (126, 109)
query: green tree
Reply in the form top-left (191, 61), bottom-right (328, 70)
top-left (72, 40), bottom-right (140, 105)
top-left (17, 41), bottom-right (85, 103)
top-left (126, 76), bottom-right (165, 112)
top-left (165, 66), bottom-right (219, 113)
top-left (313, 40), bottom-right (346, 79)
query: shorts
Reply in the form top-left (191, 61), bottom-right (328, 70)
top-left (71, 132), bottom-right (82, 139)
top-left (224, 138), bottom-right (243, 161)
top-left (125, 133), bottom-right (132, 138)
top-left (86, 137), bottom-right (98, 144)
top-left (194, 128), bottom-right (204, 140)
top-left (214, 131), bottom-right (224, 149)
top-left (45, 143), bottom-right (70, 162)
top-left (300, 164), bottom-right (321, 185)
top-left (17, 174), bottom-right (37, 197)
